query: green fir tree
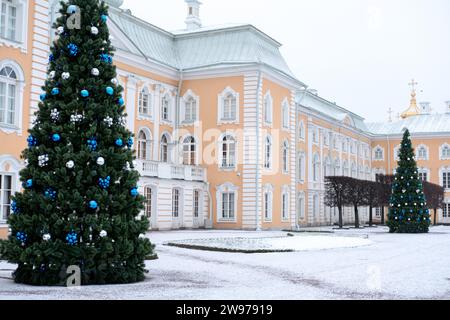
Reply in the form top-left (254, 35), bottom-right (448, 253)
top-left (387, 129), bottom-right (431, 233)
top-left (0, 0), bottom-right (153, 285)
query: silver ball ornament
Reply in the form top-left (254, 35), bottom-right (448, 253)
top-left (96, 157), bottom-right (105, 166)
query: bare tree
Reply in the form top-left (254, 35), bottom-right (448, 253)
top-left (376, 174), bottom-right (394, 225)
top-left (423, 182), bottom-right (445, 225)
top-left (343, 178), bottom-right (367, 228)
top-left (365, 180), bottom-right (381, 227)
top-left (324, 176), bottom-right (348, 228)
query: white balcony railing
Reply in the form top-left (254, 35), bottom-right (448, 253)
top-left (136, 160), bottom-right (207, 182)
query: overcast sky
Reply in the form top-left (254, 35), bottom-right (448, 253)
top-left (122, 0), bottom-right (450, 123)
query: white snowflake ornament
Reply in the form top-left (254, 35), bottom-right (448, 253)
top-left (43, 234), bottom-right (51, 241)
top-left (70, 114), bottom-right (83, 123)
top-left (103, 116), bottom-right (113, 127)
top-left (61, 72), bottom-right (70, 80)
top-left (99, 230), bottom-right (107, 238)
top-left (50, 109), bottom-right (60, 121)
top-left (38, 154), bottom-right (49, 167)
top-left (48, 71), bottom-right (56, 79)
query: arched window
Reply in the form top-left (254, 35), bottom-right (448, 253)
top-left (264, 135), bottom-right (272, 169)
top-left (282, 140), bottom-right (289, 173)
top-left (160, 134), bottom-right (170, 163)
top-left (374, 147), bottom-right (384, 160)
top-left (416, 145), bottom-right (428, 160)
top-left (298, 152), bottom-right (306, 181)
top-left (0, 65), bottom-right (17, 126)
top-left (138, 87), bottom-right (152, 116)
top-left (184, 96), bottom-right (197, 122)
top-left (313, 153), bottom-right (320, 182)
top-left (282, 99), bottom-right (289, 129)
top-left (220, 90), bottom-right (237, 121)
top-left (220, 135), bottom-right (236, 168)
top-left (298, 121), bottom-right (305, 140)
top-left (264, 92), bottom-right (273, 124)
top-left (182, 136), bottom-right (196, 165)
top-left (161, 94), bottom-right (171, 122)
top-left (441, 144), bottom-right (450, 160)
top-left (297, 193), bottom-right (305, 221)
top-left (137, 130), bottom-right (151, 160)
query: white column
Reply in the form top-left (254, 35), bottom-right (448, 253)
top-left (126, 75), bottom-right (138, 135)
top-left (153, 84), bottom-right (162, 161)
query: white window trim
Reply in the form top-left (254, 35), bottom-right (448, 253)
top-left (263, 90), bottom-right (273, 126)
top-left (393, 145), bottom-right (401, 161)
top-left (263, 184), bottom-right (274, 222)
top-left (439, 143), bottom-right (450, 161)
top-left (415, 144), bottom-right (429, 161)
top-left (216, 183), bottom-right (239, 223)
top-left (217, 86), bottom-right (239, 125)
top-left (180, 134), bottom-right (198, 166)
top-left (281, 97), bottom-right (290, 131)
top-left (311, 126), bottom-right (319, 145)
top-left (180, 89), bottom-right (200, 125)
top-left (137, 84), bottom-right (153, 120)
top-left (313, 153), bottom-right (321, 182)
top-left (0, 59), bottom-right (24, 135)
top-left (0, 155), bottom-right (21, 223)
top-left (0, 0), bottom-right (28, 53)
top-left (264, 134), bottom-right (273, 171)
top-left (193, 189), bottom-right (203, 219)
top-left (297, 151), bottom-right (306, 183)
top-left (297, 191), bottom-right (306, 220)
top-left (136, 127), bottom-right (153, 161)
top-left (160, 131), bottom-right (173, 163)
top-left (439, 166), bottom-right (450, 191)
top-left (282, 140), bottom-right (289, 174)
top-left (171, 188), bottom-right (183, 219)
top-left (417, 167), bottom-right (430, 182)
top-left (298, 120), bottom-right (305, 141)
top-left (160, 92), bottom-right (173, 124)
top-left (218, 132), bottom-right (238, 171)
top-left (281, 185), bottom-right (290, 222)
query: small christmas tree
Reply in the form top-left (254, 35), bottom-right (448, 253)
top-left (387, 129), bottom-right (431, 233)
top-left (0, 0), bottom-right (153, 285)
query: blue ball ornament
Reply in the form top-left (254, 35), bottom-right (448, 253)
top-left (106, 86), bottom-right (114, 95)
top-left (127, 138), bottom-right (133, 147)
top-left (49, 54), bottom-right (55, 62)
top-left (66, 232), bottom-right (78, 246)
top-left (100, 54), bottom-right (112, 64)
top-left (25, 179), bottom-right (33, 188)
top-left (40, 93), bottom-right (47, 101)
top-left (80, 89), bottom-right (89, 98)
top-left (101, 14), bottom-right (108, 22)
top-left (51, 88), bottom-right (60, 95)
top-left (27, 135), bottom-right (37, 147)
top-left (16, 232), bottom-right (28, 243)
top-left (52, 133), bottom-right (61, 142)
top-left (66, 5), bottom-right (77, 14)
top-left (89, 200), bottom-right (98, 210)
top-left (67, 43), bottom-right (78, 57)
top-left (118, 97), bottom-right (125, 106)
top-left (130, 187), bottom-right (138, 197)
top-left (115, 138), bottom-right (123, 147)
top-left (11, 200), bottom-right (19, 214)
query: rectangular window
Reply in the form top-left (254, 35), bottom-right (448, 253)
top-left (443, 172), bottom-right (450, 189)
top-left (221, 192), bottom-right (235, 219)
top-left (264, 192), bottom-right (272, 221)
top-left (0, 82), bottom-right (5, 124)
top-left (193, 190), bottom-right (200, 218)
top-left (0, 173), bottom-right (13, 221)
top-left (375, 207), bottom-right (382, 218)
top-left (144, 187), bottom-right (152, 218)
top-left (418, 172), bottom-right (427, 182)
top-left (443, 203), bottom-right (450, 218)
top-left (139, 92), bottom-right (150, 115)
top-left (282, 193), bottom-right (288, 220)
top-left (0, 1), bottom-right (16, 41)
top-left (172, 189), bottom-right (179, 218)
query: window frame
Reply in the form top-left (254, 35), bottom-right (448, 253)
top-left (218, 87), bottom-right (239, 125)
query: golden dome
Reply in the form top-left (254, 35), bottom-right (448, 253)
top-left (401, 79), bottom-right (421, 119)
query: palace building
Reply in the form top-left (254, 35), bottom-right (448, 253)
top-left (0, 0), bottom-right (449, 238)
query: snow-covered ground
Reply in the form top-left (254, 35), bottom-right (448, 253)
top-left (1, 226), bottom-right (450, 300)
top-left (166, 234), bottom-right (373, 252)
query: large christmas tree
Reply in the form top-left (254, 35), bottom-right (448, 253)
top-left (0, 0), bottom-right (153, 285)
top-left (387, 129), bottom-right (431, 233)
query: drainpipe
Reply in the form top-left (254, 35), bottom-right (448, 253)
top-left (295, 86), bottom-right (309, 231)
top-left (255, 69), bottom-right (262, 231)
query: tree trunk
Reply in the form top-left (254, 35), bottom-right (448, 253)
top-left (338, 206), bottom-right (343, 228)
top-left (369, 205), bottom-right (373, 227)
top-left (381, 206), bottom-right (385, 225)
top-left (354, 205), bottom-right (360, 228)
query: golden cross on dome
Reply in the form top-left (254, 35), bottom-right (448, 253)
top-left (409, 79), bottom-right (418, 92)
